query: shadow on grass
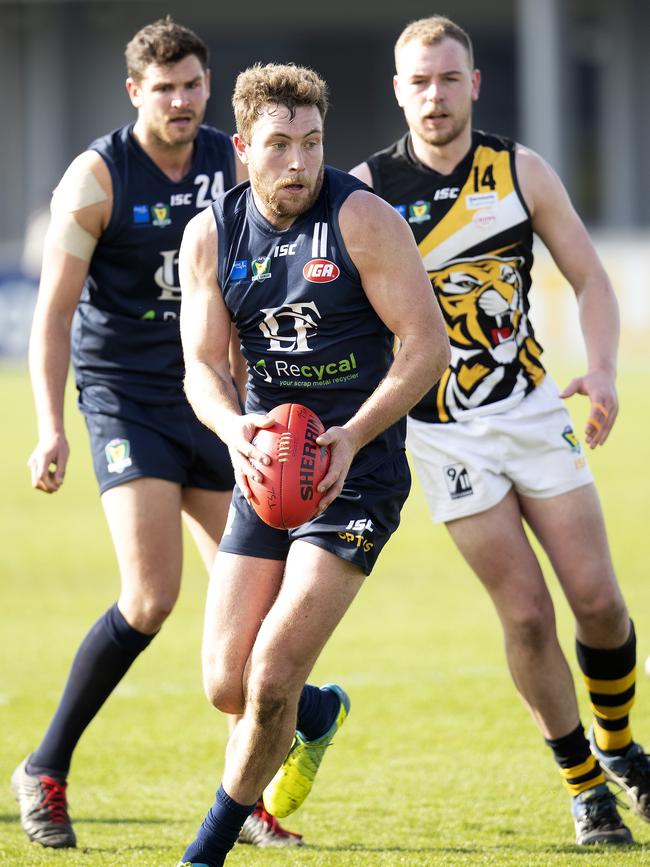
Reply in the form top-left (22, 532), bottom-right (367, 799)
top-left (2, 815), bottom-right (647, 860)
top-left (0, 813), bottom-right (181, 825)
top-left (310, 841), bottom-right (648, 857)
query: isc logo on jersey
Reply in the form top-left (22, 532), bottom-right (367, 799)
top-left (303, 259), bottom-right (340, 283)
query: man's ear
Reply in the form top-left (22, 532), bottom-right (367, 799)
top-left (126, 77), bottom-right (142, 109)
top-left (233, 133), bottom-right (249, 164)
top-left (393, 74), bottom-right (403, 108)
top-left (471, 68), bottom-right (481, 102)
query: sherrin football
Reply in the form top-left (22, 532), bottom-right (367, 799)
top-left (249, 403), bottom-right (331, 529)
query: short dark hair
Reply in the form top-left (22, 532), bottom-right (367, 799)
top-left (395, 16), bottom-right (474, 69)
top-left (125, 16), bottom-right (209, 82)
top-left (232, 63), bottom-right (329, 143)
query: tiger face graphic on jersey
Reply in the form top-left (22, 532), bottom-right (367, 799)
top-left (429, 254), bottom-right (541, 416)
top-left (433, 254), bottom-right (525, 366)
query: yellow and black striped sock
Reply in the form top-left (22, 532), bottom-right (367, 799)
top-left (545, 723), bottom-right (605, 796)
top-left (576, 621), bottom-right (636, 755)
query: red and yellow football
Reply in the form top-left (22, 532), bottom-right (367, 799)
top-left (249, 403), bottom-right (331, 529)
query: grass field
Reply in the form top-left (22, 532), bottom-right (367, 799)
top-left (2, 360), bottom-right (650, 866)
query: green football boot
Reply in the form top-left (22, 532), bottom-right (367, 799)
top-left (263, 684), bottom-right (350, 818)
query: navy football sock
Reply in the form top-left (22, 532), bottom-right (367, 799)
top-left (296, 684), bottom-right (340, 740)
top-left (28, 603), bottom-right (155, 779)
top-left (181, 785), bottom-right (255, 866)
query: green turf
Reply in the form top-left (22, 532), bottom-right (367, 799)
top-left (1, 361), bottom-right (650, 865)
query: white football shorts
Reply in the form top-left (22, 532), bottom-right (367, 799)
top-left (407, 375), bottom-right (593, 524)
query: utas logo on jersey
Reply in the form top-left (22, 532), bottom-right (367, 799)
top-left (252, 256), bottom-right (272, 282)
top-left (151, 203), bottom-right (171, 227)
top-left (303, 259), bottom-right (340, 283)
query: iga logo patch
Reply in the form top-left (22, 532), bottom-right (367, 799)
top-left (105, 438), bottom-right (133, 475)
top-left (303, 259), bottom-right (340, 283)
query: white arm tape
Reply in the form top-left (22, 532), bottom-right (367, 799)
top-left (47, 211), bottom-right (98, 262)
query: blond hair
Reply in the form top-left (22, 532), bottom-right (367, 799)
top-left (395, 16), bottom-right (474, 68)
top-left (232, 63), bottom-right (329, 142)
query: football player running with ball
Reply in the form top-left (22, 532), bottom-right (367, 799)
top-left (177, 62), bottom-right (449, 865)
top-left (12, 17), bottom-right (302, 853)
top-left (351, 14), bottom-right (650, 847)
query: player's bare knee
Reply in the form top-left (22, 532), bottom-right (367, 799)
top-left (205, 683), bottom-right (243, 715)
top-left (505, 604), bottom-right (555, 654)
top-left (202, 664), bottom-right (244, 713)
top-left (246, 670), bottom-right (297, 729)
top-left (119, 592), bottom-right (177, 633)
top-left (250, 687), bottom-right (290, 729)
top-left (574, 589), bottom-right (628, 636)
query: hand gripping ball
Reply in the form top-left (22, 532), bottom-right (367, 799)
top-left (249, 403), bottom-right (331, 529)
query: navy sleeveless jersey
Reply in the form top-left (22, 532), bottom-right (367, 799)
top-left (213, 167), bottom-right (405, 478)
top-left (71, 123), bottom-right (236, 403)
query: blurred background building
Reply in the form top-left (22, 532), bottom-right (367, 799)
top-left (1, 0), bottom-right (648, 362)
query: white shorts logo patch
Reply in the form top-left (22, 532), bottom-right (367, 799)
top-left (444, 464), bottom-right (473, 499)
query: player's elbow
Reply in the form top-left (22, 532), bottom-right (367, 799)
top-left (399, 328), bottom-right (450, 403)
top-left (182, 371), bottom-right (194, 407)
top-left (434, 335), bottom-right (451, 380)
top-left (424, 331), bottom-right (451, 388)
top-left (182, 366), bottom-right (202, 417)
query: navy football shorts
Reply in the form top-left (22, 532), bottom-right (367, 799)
top-left (79, 383), bottom-right (234, 495)
top-left (219, 450), bottom-right (411, 575)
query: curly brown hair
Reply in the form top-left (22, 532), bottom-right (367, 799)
top-left (125, 16), bottom-right (209, 82)
top-left (232, 63), bottom-right (329, 143)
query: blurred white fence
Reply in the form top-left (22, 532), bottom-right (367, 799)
top-left (531, 233), bottom-right (650, 371)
